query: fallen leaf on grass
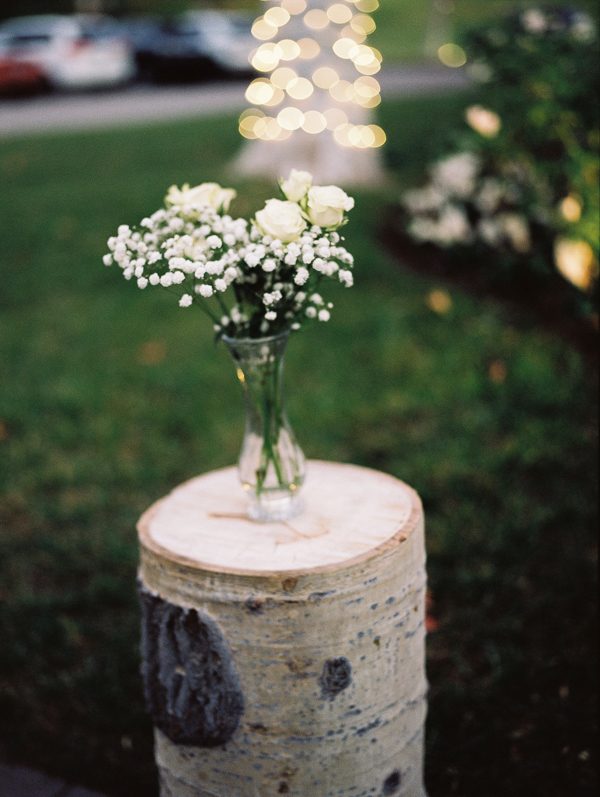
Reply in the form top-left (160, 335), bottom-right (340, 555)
top-left (488, 359), bottom-right (508, 383)
top-left (426, 289), bottom-right (453, 315)
top-left (137, 340), bottom-right (167, 365)
top-left (426, 589), bottom-right (440, 632)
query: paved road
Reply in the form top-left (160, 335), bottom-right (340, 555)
top-left (0, 65), bottom-right (468, 137)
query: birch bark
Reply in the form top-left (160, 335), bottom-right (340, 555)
top-left (138, 461), bottom-right (428, 797)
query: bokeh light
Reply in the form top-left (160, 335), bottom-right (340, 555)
top-left (304, 9), bottom-right (330, 30)
top-left (252, 18), bottom-right (277, 41)
top-left (298, 38), bottom-right (321, 59)
top-left (355, 0), bottom-right (379, 11)
top-left (264, 7), bottom-right (291, 28)
top-left (243, 0), bottom-right (385, 150)
top-left (438, 42), bottom-right (467, 67)
top-left (327, 4), bottom-right (354, 25)
top-left (271, 66), bottom-right (297, 88)
top-left (286, 77), bottom-right (314, 100)
top-left (281, 0), bottom-right (307, 14)
top-left (278, 106), bottom-right (305, 130)
top-left (302, 110), bottom-right (328, 134)
top-left (351, 14), bottom-right (377, 35)
top-left (313, 66), bottom-right (340, 89)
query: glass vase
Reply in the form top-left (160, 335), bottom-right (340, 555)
top-left (223, 331), bottom-right (306, 522)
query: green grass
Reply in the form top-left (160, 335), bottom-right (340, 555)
top-left (0, 95), bottom-right (597, 796)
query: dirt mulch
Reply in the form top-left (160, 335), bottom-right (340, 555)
top-left (382, 221), bottom-right (598, 360)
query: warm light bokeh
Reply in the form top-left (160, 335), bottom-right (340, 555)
top-left (240, 0), bottom-right (385, 148)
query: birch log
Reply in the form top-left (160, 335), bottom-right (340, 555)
top-left (137, 461), bottom-right (428, 797)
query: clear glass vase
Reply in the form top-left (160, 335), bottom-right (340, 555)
top-left (223, 331), bottom-right (306, 522)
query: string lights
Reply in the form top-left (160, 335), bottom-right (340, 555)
top-left (240, 0), bottom-right (386, 150)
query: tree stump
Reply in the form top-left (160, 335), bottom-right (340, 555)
top-left (137, 461), bottom-right (428, 797)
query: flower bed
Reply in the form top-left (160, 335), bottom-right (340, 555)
top-left (395, 6), bottom-right (599, 328)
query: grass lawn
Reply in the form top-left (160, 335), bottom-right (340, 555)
top-left (0, 94), bottom-right (597, 796)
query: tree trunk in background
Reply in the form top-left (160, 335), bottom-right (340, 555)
top-left (231, 0), bottom-right (386, 186)
top-left (137, 461), bottom-right (428, 797)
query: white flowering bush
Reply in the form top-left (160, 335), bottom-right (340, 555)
top-left (104, 172), bottom-right (355, 338)
top-left (403, 152), bottom-right (535, 254)
top-left (400, 6), bottom-right (599, 313)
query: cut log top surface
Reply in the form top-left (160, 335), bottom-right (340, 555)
top-left (138, 461), bottom-right (420, 576)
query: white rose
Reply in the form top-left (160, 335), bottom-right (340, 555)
top-left (255, 199), bottom-right (307, 243)
top-left (571, 13), bottom-right (595, 42)
top-left (402, 185), bottom-right (446, 213)
top-left (521, 9), bottom-right (547, 34)
top-left (554, 238), bottom-right (598, 292)
top-left (165, 182), bottom-right (237, 213)
top-left (499, 213), bottom-right (531, 254)
top-left (281, 169), bottom-right (313, 202)
top-left (465, 105), bottom-right (502, 139)
top-left (432, 153), bottom-right (480, 199)
top-left (306, 185), bottom-right (355, 229)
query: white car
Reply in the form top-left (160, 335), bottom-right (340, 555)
top-left (180, 11), bottom-right (255, 76)
top-left (0, 14), bottom-right (135, 90)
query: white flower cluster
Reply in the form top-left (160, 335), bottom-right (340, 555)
top-left (105, 204), bottom-right (247, 298)
top-left (104, 172), bottom-right (355, 338)
top-left (402, 151), bottom-right (533, 255)
top-left (520, 8), bottom-right (595, 42)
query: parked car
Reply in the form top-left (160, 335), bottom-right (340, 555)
top-left (197, 11), bottom-right (255, 76)
top-left (126, 16), bottom-right (214, 83)
top-left (0, 14), bottom-right (135, 91)
top-left (0, 54), bottom-right (47, 95)
top-left (129, 11), bottom-right (254, 83)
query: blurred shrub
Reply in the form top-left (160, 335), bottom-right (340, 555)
top-left (400, 6), bottom-right (599, 317)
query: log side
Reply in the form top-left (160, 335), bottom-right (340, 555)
top-left (138, 461), bottom-right (428, 797)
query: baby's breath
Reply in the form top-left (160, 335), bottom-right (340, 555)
top-left (104, 175), bottom-right (355, 338)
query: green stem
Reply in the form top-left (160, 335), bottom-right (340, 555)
top-left (215, 293), bottom-right (230, 320)
top-left (164, 284), bottom-right (221, 324)
top-left (255, 361), bottom-right (285, 494)
top-left (267, 376), bottom-right (285, 488)
top-left (193, 299), bottom-right (220, 325)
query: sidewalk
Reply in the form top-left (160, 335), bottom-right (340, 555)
top-left (0, 64), bottom-right (469, 137)
top-left (0, 765), bottom-right (106, 797)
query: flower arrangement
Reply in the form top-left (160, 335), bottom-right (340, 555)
top-left (400, 6), bottom-right (599, 312)
top-left (104, 170), bottom-right (355, 340)
top-left (104, 171), bottom-right (355, 521)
